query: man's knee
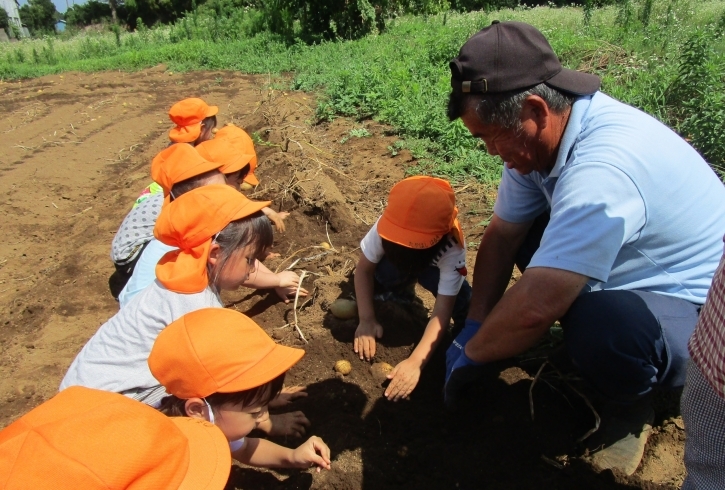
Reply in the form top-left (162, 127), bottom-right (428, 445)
top-left (561, 290), bottom-right (679, 402)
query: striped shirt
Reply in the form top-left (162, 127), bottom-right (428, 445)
top-left (689, 240), bottom-right (725, 399)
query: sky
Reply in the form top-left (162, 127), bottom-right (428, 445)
top-left (18, 0), bottom-right (88, 13)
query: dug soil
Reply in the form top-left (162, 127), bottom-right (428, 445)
top-left (0, 68), bottom-right (684, 489)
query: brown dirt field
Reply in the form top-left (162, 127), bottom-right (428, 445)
top-left (0, 67), bottom-right (684, 489)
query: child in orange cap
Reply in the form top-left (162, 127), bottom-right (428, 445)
top-left (169, 97), bottom-right (219, 145)
top-left (64, 186), bottom-right (309, 439)
top-left (354, 176), bottom-right (472, 401)
top-left (210, 124), bottom-right (290, 232)
top-left (149, 308), bottom-right (332, 472)
top-left (111, 143), bottom-right (225, 300)
top-left (0, 386), bottom-right (230, 490)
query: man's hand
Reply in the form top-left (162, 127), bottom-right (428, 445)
top-left (265, 412), bottom-right (310, 438)
top-left (290, 436), bottom-right (332, 472)
top-left (444, 351), bottom-right (485, 410)
top-left (269, 385), bottom-right (308, 409)
top-left (446, 319), bottom-right (482, 378)
top-left (354, 319), bottom-right (383, 361)
top-left (275, 270), bottom-right (308, 303)
top-left (384, 357), bottom-right (423, 401)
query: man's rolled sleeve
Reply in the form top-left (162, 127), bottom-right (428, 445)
top-left (528, 163), bottom-right (646, 281)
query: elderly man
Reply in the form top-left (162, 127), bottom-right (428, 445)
top-left (444, 21), bottom-right (725, 474)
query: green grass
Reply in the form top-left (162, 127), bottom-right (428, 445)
top-left (1, 0), bottom-right (723, 181)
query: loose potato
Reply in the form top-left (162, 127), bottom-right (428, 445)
top-left (334, 360), bottom-right (352, 375)
top-left (330, 299), bottom-right (357, 319)
top-left (320, 242), bottom-right (331, 249)
top-left (240, 182), bottom-right (254, 191)
top-left (370, 362), bottom-right (394, 383)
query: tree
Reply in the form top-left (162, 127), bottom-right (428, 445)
top-left (0, 7), bottom-right (9, 30)
top-left (19, 0), bottom-right (58, 34)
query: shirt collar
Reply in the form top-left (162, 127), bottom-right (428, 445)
top-left (546, 94), bottom-right (594, 179)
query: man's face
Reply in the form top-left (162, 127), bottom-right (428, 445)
top-left (461, 109), bottom-right (548, 176)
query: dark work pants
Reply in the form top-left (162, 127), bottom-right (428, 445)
top-left (518, 212), bottom-right (699, 403)
top-left (374, 257), bottom-right (472, 331)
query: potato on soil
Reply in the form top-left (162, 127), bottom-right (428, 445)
top-left (240, 182), bottom-right (254, 191)
top-left (320, 242), bottom-right (331, 249)
top-left (334, 360), bottom-right (352, 375)
top-left (370, 362), bottom-right (394, 383)
top-left (330, 298), bottom-right (357, 319)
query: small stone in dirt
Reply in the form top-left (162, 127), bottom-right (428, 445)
top-left (334, 360), bottom-right (352, 375)
top-left (370, 362), bottom-right (393, 383)
top-left (271, 329), bottom-right (285, 341)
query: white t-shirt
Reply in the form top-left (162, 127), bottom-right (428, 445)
top-left (360, 219), bottom-right (467, 296)
top-left (60, 280), bottom-right (222, 395)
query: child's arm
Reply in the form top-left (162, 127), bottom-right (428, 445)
top-left (262, 207), bottom-right (290, 232)
top-left (384, 294), bottom-right (456, 402)
top-left (243, 260), bottom-right (309, 302)
top-left (354, 255), bottom-right (384, 361)
top-left (232, 436), bottom-right (331, 472)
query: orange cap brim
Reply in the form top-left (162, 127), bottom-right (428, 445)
top-left (243, 171), bottom-right (259, 186)
top-left (219, 153), bottom-right (255, 175)
top-left (216, 344), bottom-right (304, 395)
top-left (377, 213), bottom-right (445, 249)
top-left (169, 124), bottom-right (202, 144)
top-left (172, 418), bottom-right (231, 490)
top-left (205, 105), bottom-right (219, 118)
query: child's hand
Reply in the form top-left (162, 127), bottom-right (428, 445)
top-left (384, 358), bottom-right (422, 401)
top-left (262, 207), bottom-right (290, 232)
top-left (291, 436), bottom-right (332, 472)
top-left (269, 385), bottom-right (308, 408)
top-left (275, 271), bottom-right (309, 303)
top-left (266, 411), bottom-right (310, 438)
top-left (354, 320), bottom-right (383, 361)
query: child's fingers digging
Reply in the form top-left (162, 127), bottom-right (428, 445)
top-left (269, 385), bottom-right (308, 408)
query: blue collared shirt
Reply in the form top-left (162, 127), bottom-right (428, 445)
top-left (493, 92), bottom-right (725, 303)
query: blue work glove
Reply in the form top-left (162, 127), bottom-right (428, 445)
top-left (446, 319), bottom-right (482, 379)
top-left (444, 350), bottom-right (485, 410)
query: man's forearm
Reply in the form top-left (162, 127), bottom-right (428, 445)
top-left (467, 217), bottom-right (529, 322)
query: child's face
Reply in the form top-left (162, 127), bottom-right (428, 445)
top-left (214, 401), bottom-right (269, 441)
top-left (215, 244), bottom-right (258, 290)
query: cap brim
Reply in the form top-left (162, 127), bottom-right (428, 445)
top-left (219, 344), bottom-right (305, 393)
top-left (220, 153), bottom-right (255, 175)
top-left (545, 68), bottom-right (601, 96)
top-left (173, 160), bottom-right (226, 189)
top-left (173, 417), bottom-right (231, 490)
top-left (377, 213), bottom-right (444, 250)
top-left (228, 197), bottom-right (271, 222)
top-left (243, 171), bottom-right (259, 186)
top-left (206, 105), bottom-right (219, 118)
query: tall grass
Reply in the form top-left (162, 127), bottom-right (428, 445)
top-left (1, 0), bottom-right (723, 180)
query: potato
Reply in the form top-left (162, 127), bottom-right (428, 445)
top-left (370, 362), bottom-right (394, 383)
top-left (240, 182), bottom-right (254, 191)
top-left (329, 299), bottom-right (357, 319)
top-left (334, 360), bottom-right (352, 375)
top-left (320, 242), bottom-right (331, 249)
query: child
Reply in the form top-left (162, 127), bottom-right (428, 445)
top-left (353, 176), bottom-right (472, 401)
top-left (62, 186), bottom-right (308, 438)
top-left (211, 124), bottom-right (290, 232)
top-left (119, 137), bottom-right (307, 307)
top-left (109, 98), bottom-right (218, 297)
top-left (149, 307), bottom-right (332, 471)
top-left (0, 386), bottom-right (231, 489)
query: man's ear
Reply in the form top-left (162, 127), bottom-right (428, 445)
top-left (521, 94), bottom-right (551, 129)
top-left (207, 242), bottom-right (221, 268)
top-left (185, 398), bottom-right (208, 420)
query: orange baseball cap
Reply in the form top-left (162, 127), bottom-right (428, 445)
top-left (196, 133), bottom-right (255, 177)
top-left (149, 308), bottom-right (305, 399)
top-left (151, 143), bottom-right (224, 197)
top-left (169, 98), bottom-right (219, 143)
top-left (154, 185), bottom-right (271, 293)
top-left (378, 176), bottom-right (465, 249)
top-left (215, 125), bottom-right (259, 185)
top-left (0, 386), bottom-right (230, 490)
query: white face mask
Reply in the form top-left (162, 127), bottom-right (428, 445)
top-left (204, 399), bottom-right (245, 452)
